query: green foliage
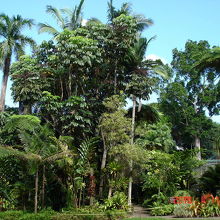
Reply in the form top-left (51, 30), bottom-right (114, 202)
top-left (173, 149), bottom-right (203, 190)
top-left (173, 203), bottom-right (193, 218)
top-left (174, 190), bottom-right (191, 197)
top-left (199, 164), bottom-right (220, 195)
top-left (0, 13), bottom-right (35, 112)
top-left (142, 151), bottom-right (179, 195)
top-left (38, 0), bottom-right (85, 38)
top-left (136, 120), bottom-right (175, 152)
top-left (174, 199), bottom-right (220, 218)
top-left (1, 115), bottom-right (41, 145)
top-left (4, 115), bottom-right (41, 132)
top-left (0, 207), bottom-right (126, 220)
top-left (103, 192), bottom-right (128, 211)
top-left (200, 200), bottom-right (220, 217)
top-left (150, 204), bottom-right (174, 216)
top-left (0, 210), bottom-right (24, 220)
top-left (100, 95), bottom-right (131, 151)
top-left (11, 55), bottom-right (47, 106)
top-left (160, 40), bottom-right (220, 155)
top-left (39, 92), bottom-right (92, 137)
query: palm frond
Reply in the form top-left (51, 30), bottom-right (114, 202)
top-left (86, 17), bottom-right (102, 26)
top-left (107, 0), bottom-right (116, 22)
top-left (46, 5), bottom-right (65, 29)
top-left (78, 137), bottom-right (98, 163)
top-left (194, 47), bottom-right (220, 71)
top-left (76, 0), bottom-right (85, 22)
top-left (135, 16), bottom-right (153, 31)
top-left (0, 146), bottom-right (40, 161)
top-left (43, 150), bottom-right (75, 163)
top-left (38, 23), bottom-right (60, 37)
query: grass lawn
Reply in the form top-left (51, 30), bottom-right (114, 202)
top-left (124, 218), bottom-right (218, 220)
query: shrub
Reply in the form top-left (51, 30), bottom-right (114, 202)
top-left (200, 200), bottom-right (220, 217)
top-left (173, 203), bottom-right (193, 218)
top-left (103, 192), bottom-right (128, 211)
top-left (0, 210), bottom-right (24, 220)
top-left (174, 190), bottom-right (191, 197)
top-left (143, 192), bottom-right (168, 208)
top-left (150, 204), bottom-right (174, 216)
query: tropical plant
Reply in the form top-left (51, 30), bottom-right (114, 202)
top-left (10, 55), bottom-right (48, 114)
top-left (103, 191), bottom-right (128, 210)
top-left (107, 0), bottom-right (153, 31)
top-left (173, 203), bottom-right (194, 218)
top-left (199, 164), bottom-right (220, 196)
top-left (98, 95), bottom-right (131, 198)
top-left (0, 14), bottom-right (35, 112)
top-left (136, 120), bottom-right (175, 152)
top-left (38, 0), bottom-right (85, 39)
top-left (150, 204), bottom-right (174, 216)
top-left (0, 115), bottom-right (74, 213)
top-left (194, 47), bottom-right (220, 72)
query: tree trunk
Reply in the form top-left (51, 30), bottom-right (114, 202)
top-left (89, 168), bottom-right (95, 206)
top-left (195, 135), bottom-right (201, 160)
top-left (108, 184), bottom-right (112, 199)
top-left (114, 60), bottom-right (118, 94)
top-left (99, 128), bottom-right (108, 197)
top-left (34, 168), bottom-right (39, 214)
top-left (42, 165), bottom-right (46, 209)
top-left (19, 102), bottom-right (24, 115)
top-left (0, 55), bottom-right (11, 112)
top-left (23, 104), bottom-right (32, 114)
top-left (78, 188), bottom-right (82, 208)
top-left (128, 95), bottom-right (136, 206)
top-left (193, 96), bottom-right (201, 160)
top-left (138, 98), bottom-right (142, 112)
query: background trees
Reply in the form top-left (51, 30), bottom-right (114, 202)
top-left (160, 40), bottom-right (220, 159)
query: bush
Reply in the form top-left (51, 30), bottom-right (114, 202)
top-left (143, 192), bottom-right (168, 208)
top-left (174, 190), bottom-right (191, 197)
top-left (199, 200), bottom-right (220, 217)
top-left (52, 210), bottom-right (126, 220)
top-left (103, 192), bottom-right (128, 211)
top-left (0, 210), bottom-right (24, 220)
top-left (150, 204), bottom-right (174, 216)
top-left (173, 203), bottom-right (193, 218)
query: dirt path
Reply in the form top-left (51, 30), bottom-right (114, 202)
top-left (131, 205), bottom-right (150, 218)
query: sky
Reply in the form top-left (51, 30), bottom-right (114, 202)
top-left (1, 0), bottom-right (220, 122)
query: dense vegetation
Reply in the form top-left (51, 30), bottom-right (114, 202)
top-left (0, 0), bottom-right (219, 219)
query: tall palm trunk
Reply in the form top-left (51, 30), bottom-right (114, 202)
top-left (195, 135), bottom-right (201, 160)
top-left (34, 168), bottom-right (39, 213)
top-left (108, 185), bottom-right (113, 199)
top-left (193, 96), bottom-right (201, 160)
top-left (99, 128), bottom-right (108, 197)
top-left (0, 55), bottom-right (11, 112)
top-left (42, 165), bottom-right (46, 209)
top-left (128, 95), bottom-right (136, 206)
top-left (113, 60), bottom-right (118, 94)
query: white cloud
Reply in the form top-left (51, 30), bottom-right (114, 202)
top-left (81, 19), bottom-right (88, 26)
top-left (145, 54), bottom-right (167, 64)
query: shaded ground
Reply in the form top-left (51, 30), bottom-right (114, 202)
top-left (131, 205), bottom-right (150, 218)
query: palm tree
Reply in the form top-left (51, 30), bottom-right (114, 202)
top-left (199, 164), bottom-right (220, 196)
top-left (38, 0), bottom-right (85, 39)
top-left (0, 14), bottom-right (35, 112)
top-left (107, 0), bottom-right (153, 31)
top-left (0, 115), bottom-right (73, 213)
top-left (126, 36), bottom-right (168, 206)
